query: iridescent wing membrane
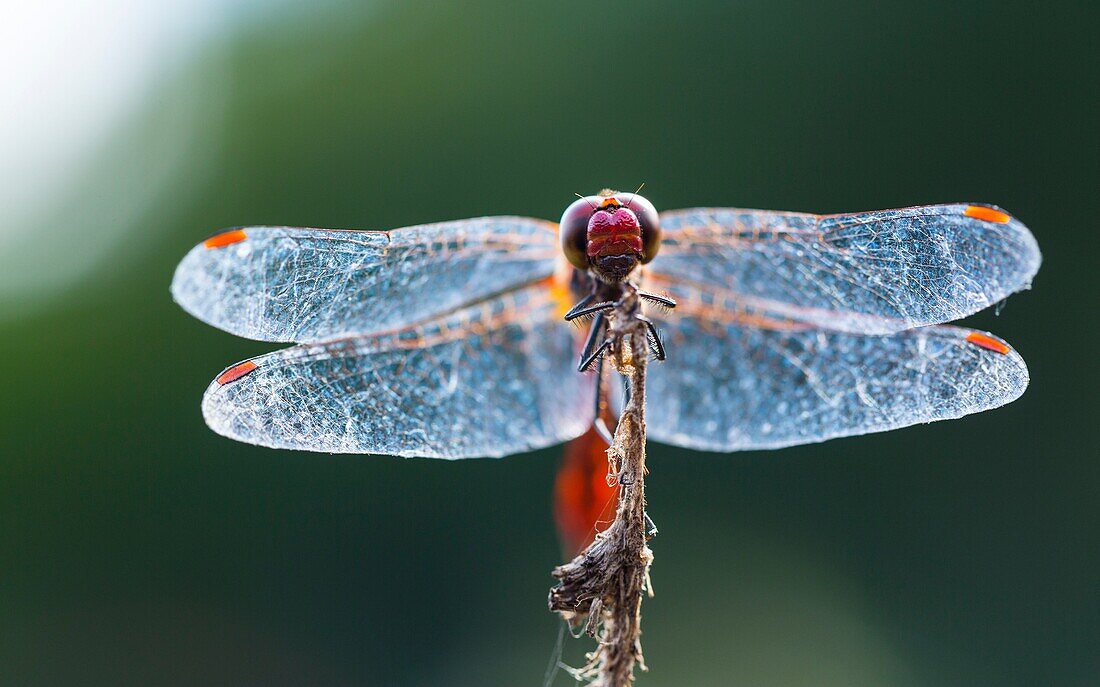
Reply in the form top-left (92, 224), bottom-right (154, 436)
top-left (175, 203), bottom-right (1040, 457)
top-left (202, 282), bottom-right (593, 458)
top-left (654, 204), bottom-right (1041, 333)
top-left (641, 203), bottom-right (1041, 451)
top-left (173, 218), bottom-right (593, 458)
top-left (173, 218), bottom-right (560, 343)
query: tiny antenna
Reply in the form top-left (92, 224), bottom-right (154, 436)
top-left (574, 192), bottom-right (597, 210)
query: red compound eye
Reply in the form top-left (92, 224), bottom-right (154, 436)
top-left (622, 194), bottom-right (661, 264)
top-left (560, 196), bottom-right (596, 270)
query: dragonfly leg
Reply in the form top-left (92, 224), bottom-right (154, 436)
top-left (578, 309), bottom-right (612, 373)
top-left (592, 354), bottom-right (614, 445)
top-left (636, 315), bottom-right (666, 361)
top-left (579, 339), bottom-right (611, 373)
top-left (637, 290), bottom-right (677, 310)
top-left (565, 300), bottom-right (616, 322)
top-left (582, 312), bottom-right (614, 443)
top-left (644, 511), bottom-right (658, 538)
top-left (563, 293), bottom-right (594, 320)
top-left (578, 311), bottom-right (607, 366)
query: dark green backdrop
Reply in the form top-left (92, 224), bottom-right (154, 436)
top-left (2, 1), bottom-right (1097, 685)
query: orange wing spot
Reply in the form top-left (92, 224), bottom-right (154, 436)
top-left (966, 332), bottom-right (1011, 355)
top-left (204, 229), bottom-right (248, 249)
top-left (964, 206), bottom-right (1011, 224)
top-left (216, 360), bottom-right (258, 385)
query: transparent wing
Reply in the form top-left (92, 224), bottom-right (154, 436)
top-left (172, 216), bottom-right (560, 343)
top-left (201, 281), bottom-right (592, 458)
top-left (653, 204), bottom-right (1041, 334)
top-left (641, 283), bottom-right (1030, 452)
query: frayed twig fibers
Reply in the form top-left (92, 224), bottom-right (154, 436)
top-left (549, 316), bottom-right (654, 687)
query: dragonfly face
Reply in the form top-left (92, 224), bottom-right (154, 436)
top-left (172, 193), bottom-right (1040, 459)
top-left (560, 190), bottom-right (662, 283)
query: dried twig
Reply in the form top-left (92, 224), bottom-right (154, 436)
top-left (549, 305), bottom-right (653, 686)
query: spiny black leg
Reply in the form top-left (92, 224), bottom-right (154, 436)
top-left (592, 354), bottom-right (613, 445)
top-left (636, 315), bottom-right (666, 361)
top-left (579, 311), bottom-right (613, 440)
top-left (579, 339), bottom-right (611, 373)
top-left (563, 293), bottom-right (594, 321)
top-left (638, 290), bottom-right (677, 309)
top-left (578, 311), bottom-right (607, 370)
top-left (594, 419), bottom-right (613, 445)
top-left (565, 300), bottom-right (616, 322)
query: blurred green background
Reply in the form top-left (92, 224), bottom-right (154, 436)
top-left (1, 1), bottom-right (1097, 685)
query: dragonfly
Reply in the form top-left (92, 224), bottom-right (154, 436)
top-left (171, 190), bottom-right (1040, 460)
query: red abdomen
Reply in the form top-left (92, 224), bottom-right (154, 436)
top-left (554, 425), bottom-right (619, 555)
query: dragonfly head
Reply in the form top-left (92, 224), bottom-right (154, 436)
top-left (560, 190), bottom-right (662, 283)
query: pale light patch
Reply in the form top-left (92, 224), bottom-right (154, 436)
top-left (0, 0), bottom-right (355, 317)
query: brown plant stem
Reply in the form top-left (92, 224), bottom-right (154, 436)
top-left (549, 320), bottom-right (653, 687)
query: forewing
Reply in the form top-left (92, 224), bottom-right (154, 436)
top-left (654, 204), bottom-right (1041, 333)
top-left (172, 217), bottom-right (559, 343)
top-left (201, 282), bottom-right (592, 458)
top-left (641, 285), bottom-right (1030, 452)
